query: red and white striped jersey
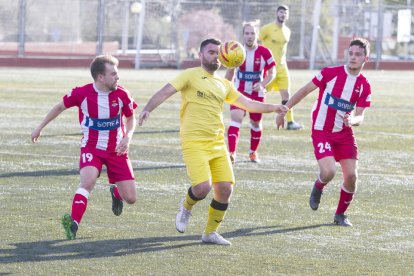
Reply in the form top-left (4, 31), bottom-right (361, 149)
top-left (234, 45), bottom-right (275, 94)
top-left (311, 65), bottom-right (371, 133)
top-left (63, 83), bottom-right (137, 152)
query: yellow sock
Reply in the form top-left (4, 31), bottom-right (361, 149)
top-left (204, 200), bottom-right (228, 234)
top-left (287, 108), bottom-right (294, 123)
top-left (183, 187), bottom-right (203, 210)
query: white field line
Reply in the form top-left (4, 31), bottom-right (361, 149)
top-left (1, 151), bottom-right (413, 178)
top-left (362, 131), bottom-right (414, 139)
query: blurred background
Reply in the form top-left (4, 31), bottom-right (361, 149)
top-left (0, 0), bottom-right (413, 69)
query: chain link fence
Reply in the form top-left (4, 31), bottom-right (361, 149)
top-left (0, 0), bottom-right (413, 68)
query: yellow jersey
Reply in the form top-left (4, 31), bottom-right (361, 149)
top-left (259, 22), bottom-right (291, 65)
top-left (169, 67), bottom-right (241, 143)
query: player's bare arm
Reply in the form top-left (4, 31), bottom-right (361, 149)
top-left (234, 94), bottom-right (288, 114)
top-left (344, 107), bottom-right (366, 127)
top-left (31, 101), bottom-right (67, 143)
top-left (225, 68), bottom-right (236, 81)
top-left (138, 83), bottom-right (177, 126)
top-left (276, 81), bottom-right (317, 129)
top-left (254, 66), bottom-right (276, 91)
top-left (116, 114), bottom-right (136, 156)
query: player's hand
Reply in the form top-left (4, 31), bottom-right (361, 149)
top-left (31, 128), bottom-right (41, 143)
top-left (253, 82), bottom-right (265, 91)
top-left (276, 113), bottom-right (285, 130)
top-left (344, 113), bottom-right (352, 126)
top-left (116, 137), bottom-right (130, 156)
top-left (138, 111), bottom-right (150, 126)
top-left (279, 104), bottom-right (289, 115)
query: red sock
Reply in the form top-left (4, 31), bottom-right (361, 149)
top-left (71, 188), bottom-right (89, 224)
top-left (315, 177), bottom-right (327, 190)
top-left (250, 128), bottom-right (262, 152)
top-left (112, 185), bottom-right (122, 200)
top-left (227, 125), bottom-right (240, 154)
top-left (335, 186), bottom-right (354, 214)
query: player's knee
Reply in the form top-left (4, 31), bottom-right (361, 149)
top-left (215, 184), bottom-right (233, 201)
top-left (79, 182), bottom-right (95, 193)
top-left (320, 168), bottom-right (336, 182)
top-left (192, 182), bottom-right (212, 198)
top-left (122, 188), bottom-right (137, 204)
top-left (123, 195), bottom-right (136, 205)
top-left (344, 173), bottom-right (357, 186)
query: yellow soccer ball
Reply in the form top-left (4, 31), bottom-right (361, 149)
top-left (218, 41), bottom-right (246, 69)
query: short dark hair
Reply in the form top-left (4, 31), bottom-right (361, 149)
top-left (277, 5), bottom-right (288, 12)
top-left (200, 38), bottom-right (222, 52)
top-left (90, 55), bottom-right (119, 80)
top-left (349, 37), bottom-right (371, 56)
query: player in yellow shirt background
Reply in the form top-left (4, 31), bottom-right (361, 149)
top-left (139, 38), bottom-right (288, 245)
top-left (259, 5), bottom-right (303, 130)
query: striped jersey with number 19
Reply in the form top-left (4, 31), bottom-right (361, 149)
top-left (63, 83), bottom-right (137, 152)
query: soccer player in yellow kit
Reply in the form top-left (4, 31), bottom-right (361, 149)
top-left (259, 5), bottom-right (303, 130)
top-left (139, 38), bottom-right (288, 245)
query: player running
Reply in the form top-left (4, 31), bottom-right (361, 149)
top-left (31, 55), bottom-right (138, 240)
top-left (226, 20), bottom-right (276, 164)
top-left (277, 37), bottom-right (372, 226)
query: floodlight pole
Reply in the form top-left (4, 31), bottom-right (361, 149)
top-left (298, 0), bottom-right (307, 59)
top-left (134, 0), bottom-right (146, 69)
top-left (309, 0), bottom-right (322, 70)
top-left (17, 0), bottom-right (26, 58)
top-left (96, 0), bottom-right (105, 55)
top-left (331, 0), bottom-right (340, 63)
top-left (375, 0), bottom-right (384, 70)
top-left (121, 1), bottom-right (130, 55)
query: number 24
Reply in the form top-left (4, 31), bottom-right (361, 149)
top-left (317, 142), bottom-right (331, 153)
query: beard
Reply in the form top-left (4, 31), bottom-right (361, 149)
top-left (246, 41), bottom-right (254, 48)
top-left (277, 16), bottom-right (286, 24)
top-left (204, 61), bottom-right (220, 71)
top-left (108, 82), bottom-right (118, 91)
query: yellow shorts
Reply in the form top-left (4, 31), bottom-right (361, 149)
top-left (266, 64), bottom-right (290, 92)
top-left (181, 140), bottom-right (235, 186)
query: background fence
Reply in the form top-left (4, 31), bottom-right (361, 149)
top-left (0, 0), bottom-right (413, 69)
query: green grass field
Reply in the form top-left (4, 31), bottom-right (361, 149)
top-left (0, 67), bottom-right (413, 275)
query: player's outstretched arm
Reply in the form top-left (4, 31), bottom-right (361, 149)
top-left (233, 95), bottom-right (288, 115)
top-left (286, 81), bottom-right (318, 109)
top-left (31, 101), bottom-right (67, 143)
top-left (138, 83), bottom-right (177, 126)
top-left (276, 81), bottom-right (317, 129)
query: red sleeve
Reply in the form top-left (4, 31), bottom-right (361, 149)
top-left (118, 86), bottom-right (137, 117)
top-left (63, 87), bottom-right (82, 108)
top-left (356, 80), bottom-right (371, 108)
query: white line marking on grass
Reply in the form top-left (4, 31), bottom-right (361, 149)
top-left (362, 131), bottom-right (414, 139)
top-left (2, 151), bottom-right (413, 178)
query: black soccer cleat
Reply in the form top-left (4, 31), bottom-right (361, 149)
top-left (110, 185), bottom-right (123, 216)
top-left (334, 213), bottom-right (353, 227)
top-left (309, 183), bottom-right (323, 211)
